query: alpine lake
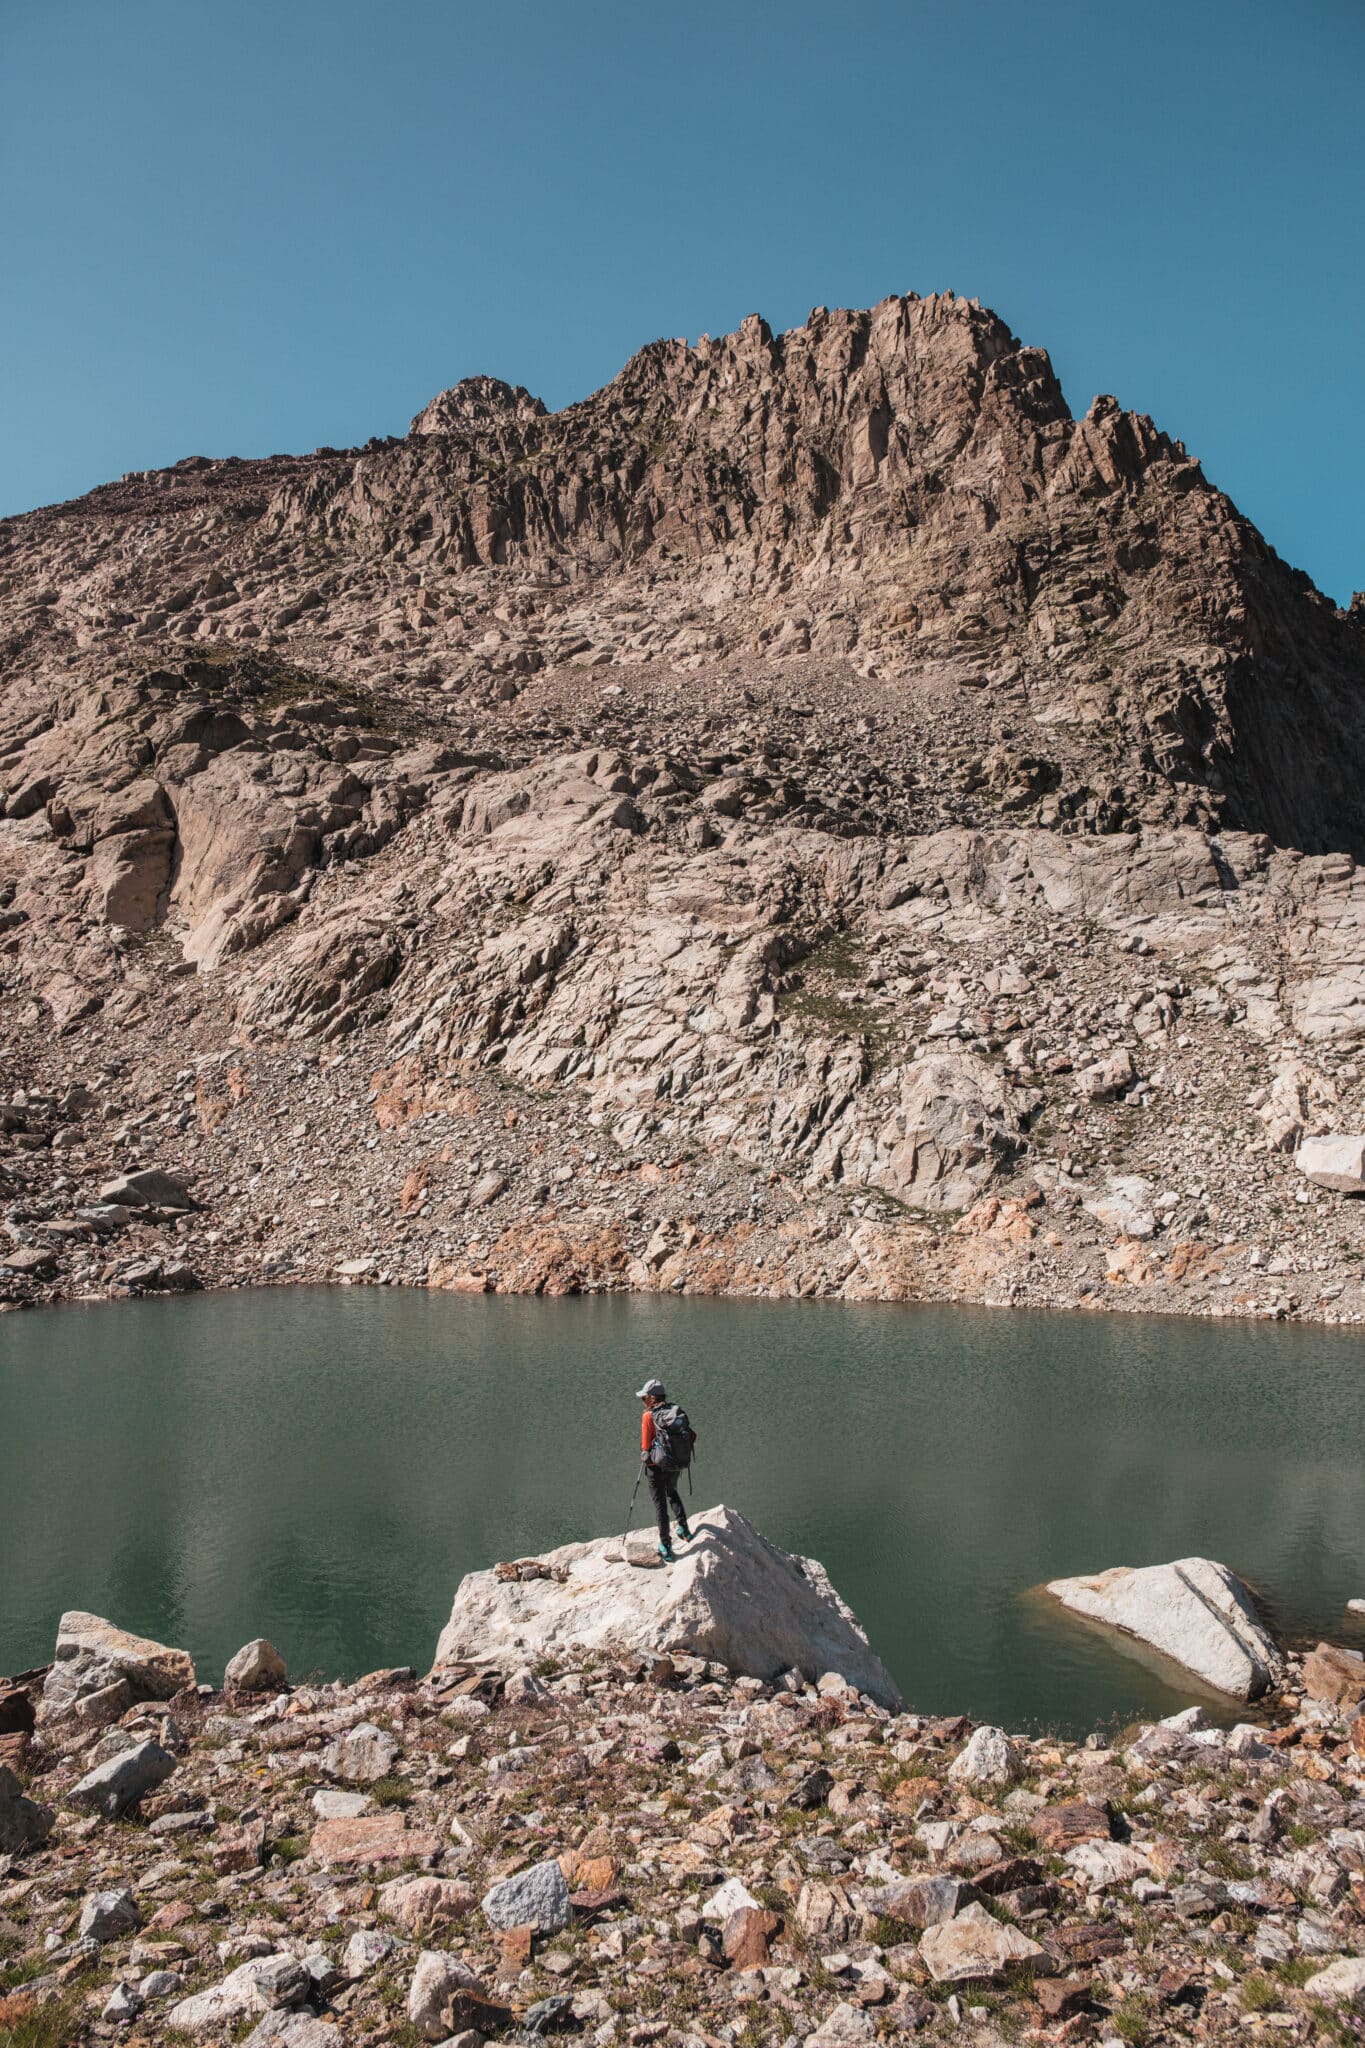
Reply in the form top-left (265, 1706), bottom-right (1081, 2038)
top-left (3, 1288), bottom-right (1363, 1735)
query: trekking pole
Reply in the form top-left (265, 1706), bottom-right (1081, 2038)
top-left (621, 1458), bottom-right (645, 1552)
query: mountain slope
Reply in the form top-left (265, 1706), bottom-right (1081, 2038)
top-left (2, 292), bottom-right (1365, 1320)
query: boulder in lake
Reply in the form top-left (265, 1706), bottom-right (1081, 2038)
top-left (44, 1611), bottom-right (195, 1714)
top-left (1046, 1557), bottom-right (1281, 1699)
top-left (433, 1504), bottom-right (901, 1709)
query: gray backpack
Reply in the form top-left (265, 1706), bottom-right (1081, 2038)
top-left (650, 1403), bottom-right (695, 1470)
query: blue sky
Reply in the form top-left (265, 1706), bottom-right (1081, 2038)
top-left (2, 0), bottom-right (1361, 603)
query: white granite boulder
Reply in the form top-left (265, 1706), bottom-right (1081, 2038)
top-left (918, 1902), bottom-right (1046, 1983)
top-left (44, 1611), bottom-right (195, 1714)
top-left (1046, 1557), bottom-right (1281, 1699)
top-left (434, 1504), bottom-right (901, 1709)
top-left (1294, 1134), bottom-right (1365, 1192)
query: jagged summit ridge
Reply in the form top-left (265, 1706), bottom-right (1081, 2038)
top-left (409, 374), bottom-right (547, 438)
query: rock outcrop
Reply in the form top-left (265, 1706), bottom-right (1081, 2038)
top-left (1046, 1557), bottom-right (1283, 1699)
top-left (42, 1611), bottom-right (196, 1714)
top-left (434, 1505), bottom-right (902, 1709)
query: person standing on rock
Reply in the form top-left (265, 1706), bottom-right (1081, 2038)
top-left (637, 1378), bottom-right (695, 1564)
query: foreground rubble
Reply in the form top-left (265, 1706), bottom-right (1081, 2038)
top-left (2, 1630), bottom-right (1362, 2046)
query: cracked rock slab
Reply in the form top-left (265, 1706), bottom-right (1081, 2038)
top-left (1046, 1556), bottom-right (1282, 1699)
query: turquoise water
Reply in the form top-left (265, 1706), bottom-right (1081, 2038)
top-left (2, 1289), bottom-right (1362, 1733)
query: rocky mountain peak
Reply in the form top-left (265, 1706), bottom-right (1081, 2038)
top-left (3, 293), bottom-right (1365, 1324)
top-left (409, 374), bottom-right (547, 437)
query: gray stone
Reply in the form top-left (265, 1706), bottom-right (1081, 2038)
top-left (102, 1981), bottom-right (143, 2022)
top-left (918, 1902), bottom-right (1046, 1984)
top-left (241, 2016), bottom-right (342, 2048)
top-left (806, 2003), bottom-right (876, 2046)
top-left (139, 1970), bottom-right (184, 2000)
top-left (343, 1928), bottom-right (399, 1978)
top-left (481, 1854), bottom-right (572, 1933)
top-left (0, 1762), bottom-right (54, 1855)
top-left (169, 1957), bottom-right (301, 2032)
top-left (1304, 1957), bottom-right (1365, 2005)
top-left (948, 1725), bottom-right (1022, 1787)
top-left (98, 1167), bottom-right (195, 1209)
top-left (224, 1638), bottom-right (288, 1691)
top-left (78, 1888), bottom-right (142, 1942)
top-left (252, 1955), bottom-right (312, 2010)
top-left (72, 1739), bottom-right (177, 1818)
top-left (861, 1876), bottom-right (974, 1928)
top-left (408, 1949), bottom-right (483, 2041)
top-left (322, 1720), bottom-right (400, 1783)
top-left (313, 1787), bottom-right (372, 1820)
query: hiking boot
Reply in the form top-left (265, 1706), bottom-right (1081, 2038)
top-left (675, 1518), bottom-right (693, 1544)
top-left (657, 1541), bottom-right (676, 1564)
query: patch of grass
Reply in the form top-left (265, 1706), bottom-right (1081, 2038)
top-left (1272, 1955), bottom-right (1319, 1987)
top-left (0, 1965), bottom-right (43, 1999)
top-left (1109, 1992), bottom-right (1157, 2045)
top-left (1200, 1838), bottom-right (1255, 1881)
top-left (1304, 1999), bottom-right (1356, 2046)
top-left (370, 1776), bottom-right (413, 1808)
top-left (0, 1997), bottom-right (81, 2048)
top-left (270, 1834), bottom-right (308, 1865)
top-left (1239, 1974), bottom-right (1283, 2013)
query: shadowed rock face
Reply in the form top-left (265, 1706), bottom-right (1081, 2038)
top-left (3, 294), bottom-right (1365, 1320)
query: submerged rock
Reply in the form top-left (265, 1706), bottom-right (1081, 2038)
top-left (433, 1503), bottom-right (902, 1708)
top-left (1046, 1556), bottom-right (1281, 1699)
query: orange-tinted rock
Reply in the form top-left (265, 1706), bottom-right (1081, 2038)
top-left (309, 1813), bottom-right (439, 1868)
top-left (1303, 1643), bottom-right (1365, 1708)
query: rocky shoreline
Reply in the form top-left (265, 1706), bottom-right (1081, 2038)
top-left (3, 1532), bottom-right (1364, 2048)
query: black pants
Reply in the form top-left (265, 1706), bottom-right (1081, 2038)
top-left (647, 1461), bottom-right (688, 1545)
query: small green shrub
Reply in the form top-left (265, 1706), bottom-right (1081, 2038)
top-left (370, 1776), bottom-right (412, 1807)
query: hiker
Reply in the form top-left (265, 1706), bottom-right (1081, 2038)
top-left (636, 1377), bottom-right (695, 1564)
